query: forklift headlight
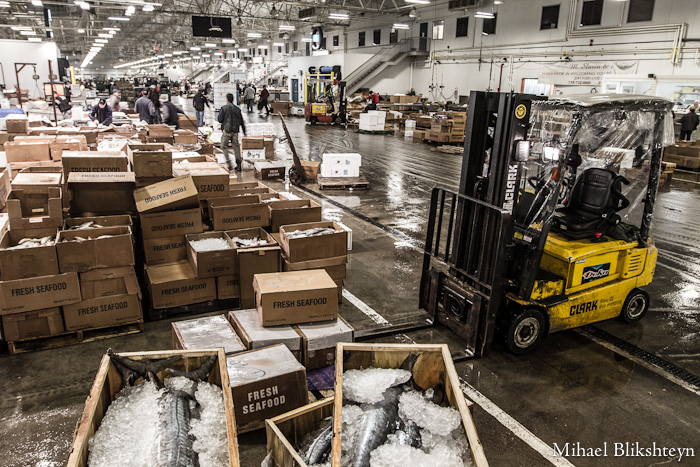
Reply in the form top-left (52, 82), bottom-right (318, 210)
top-left (543, 146), bottom-right (561, 162)
top-left (515, 140), bottom-right (530, 162)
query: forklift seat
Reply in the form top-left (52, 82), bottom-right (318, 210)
top-left (551, 168), bottom-right (630, 239)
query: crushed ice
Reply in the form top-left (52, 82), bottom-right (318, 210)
top-left (229, 236), bottom-right (269, 248)
top-left (342, 368), bottom-right (411, 403)
top-left (285, 227), bottom-right (337, 239)
top-left (87, 378), bottom-right (228, 466)
top-left (189, 237), bottom-right (231, 252)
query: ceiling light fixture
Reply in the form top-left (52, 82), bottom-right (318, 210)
top-left (125, 5), bottom-right (135, 15)
top-left (247, 32), bottom-right (262, 37)
top-left (20, 30), bottom-right (37, 35)
top-left (279, 25), bottom-right (295, 31)
top-left (393, 23), bottom-right (410, 29)
top-left (405, 0), bottom-right (430, 3)
top-left (31, 0), bottom-right (42, 6)
top-left (475, 12), bottom-right (495, 18)
top-left (190, 46), bottom-right (201, 50)
top-left (237, 48), bottom-right (247, 52)
top-left (77, 28), bottom-right (85, 33)
top-left (142, 3), bottom-right (154, 11)
top-left (108, 16), bottom-right (130, 21)
top-left (95, 38), bottom-right (108, 43)
top-left (409, 7), bottom-right (418, 18)
top-left (204, 43), bottom-right (216, 47)
top-left (28, 37), bottom-right (42, 42)
top-left (222, 38), bottom-right (235, 43)
top-left (273, 42), bottom-right (284, 46)
top-left (98, 33), bottom-right (111, 37)
top-left (301, 37), bottom-right (312, 42)
top-left (329, 13), bottom-right (349, 19)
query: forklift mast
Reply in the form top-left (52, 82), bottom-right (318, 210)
top-left (421, 91), bottom-right (542, 356)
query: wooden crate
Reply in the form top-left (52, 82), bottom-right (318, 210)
top-left (266, 397), bottom-right (334, 467)
top-left (65, 349), bottom-right (240, 467)
top-left (332, 342), bottom-right (488, 467)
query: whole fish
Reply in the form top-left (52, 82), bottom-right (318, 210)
top-left (150, 390), bottom-right (197, 467)
top-left (394, 418), bottom-right (421, 448)
top-left (350, 386), bottom-right (403, 467)
top-left (285, 228), bottom-right (337, 239)
top-left (299, 417), bottom-right (333, 465)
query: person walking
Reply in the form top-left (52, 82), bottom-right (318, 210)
top-left (243, 84), bottom-right (255, 112)
top-left (680, 107), bottom-right (699, 141)
top-left (217, 93), bottom-right (247, 172)
top-left (160, 95), bottom-right (184, 129)
top-left (259, 85), bottom-right (271, 116)
top-left (108, 90), bottom-right (120, 112)
top-left (90, 98), bottom-right (113, 126)
top-left (134, 90), bottom-right (155, 124)
top-left (149, 84), bottom-right (162, 124)
top-left (192, 89), bottom-right (210, 127)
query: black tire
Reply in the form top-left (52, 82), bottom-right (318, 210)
top-left (289, 167), bottom-right (303, 185)
top-left (619, 288), bottom-right (649, 323)
top-left (310, 117), bottom-right (317, 125)
top-left (506, 308), bottom-right (545, 354)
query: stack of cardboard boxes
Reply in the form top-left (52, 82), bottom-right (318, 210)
top-left (663, 142), bottom-right (700, 170)
top-left (424, 111), bottom-right (467, 144)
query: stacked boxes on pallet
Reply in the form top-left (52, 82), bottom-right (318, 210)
top-left (423, 111), bottom-right (467, 144)
top-left (320, 153), bottom-right (362, 178)
top-left (663, 142), bottom-right (700, 170)
top-left (359, 110), bottom-right (386, 132)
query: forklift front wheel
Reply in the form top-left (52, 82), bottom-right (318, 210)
top-left (506, 309), bottom-right (545, 354)
top-left (620, 289), bottom-right (650, 323)
top-left (310, 117), bottom-right (318, 125)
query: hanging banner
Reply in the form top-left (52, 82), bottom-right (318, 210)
top-left (540, 61), bottom-right (639, 86)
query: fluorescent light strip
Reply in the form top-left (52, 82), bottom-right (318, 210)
top-left (205, 43), bottom-right (216, 47)
top-left (28, 37), bottom-right (42, 42)
top-left (108, 16), bottom-right (130, 21)
top-left (190, 46), bottom-right (201, 50)
top-left (247, 32), bottom-right (262, 37)
top-left (279, 25), bottom-right (295, 30)
top-left (20, 30), bottom-right (37, 35)
top-left (301, 37), bottom-right (312, 42)
top-left (222, 38), bottom-right (235, 43)
top-left (272, 42), bottom-right (284, 46)
top-left (393, 23), bottom-right (410, 29)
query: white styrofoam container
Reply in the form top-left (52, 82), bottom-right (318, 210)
top-left (335, 221), bottom-right (353, 250)
top-left (322, 153), bottom-right (362, 167)
top-left (405, 119), bottom-right (416, 130)
top-left (321, 164), bottom-right (360, 178)
top-left (320, 163), bottom-right (333, 178)
top-left (242, 148), bottom-right (266, 160)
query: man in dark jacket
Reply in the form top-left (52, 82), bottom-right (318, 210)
top-left (149, 85), bottom-right (162, 124)
top-left (192, 90), bottom-right (210, 127)
top-left (680, 107), bottom-right (699, 141)
top-left (217, 93), bottom-right (247, 172)
top-left (90, 98), bottom-right (113, 126)
top-left (134, 90), bottom-right (155, 123)
top-left (259, 85), bottom-right (271, 116)
top-left (160, 95), bottom-right (184, 129)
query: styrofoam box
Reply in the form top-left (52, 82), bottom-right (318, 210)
top-left (246, 123), bottom-right (276, 137)
top-left (320, 163), bottom-right (360, 178)
top-left (335, 221), bottom-right (353, 250)
top-left (367, 110), bottom-right (386, 125)
top-left (405, 119), bottom-right (416, 130)
top-left (242, 148), bottom-right (266, 160)
top-left (322, 153), bottom-right (361, 167)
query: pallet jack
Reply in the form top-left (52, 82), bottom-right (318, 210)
top-left (420, 92), bottom-right (673, 356)
top-left (278, 114), bottom-right (308, 185)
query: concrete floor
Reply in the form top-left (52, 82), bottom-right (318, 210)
top-left (1, 109), bottom-right (700, 466)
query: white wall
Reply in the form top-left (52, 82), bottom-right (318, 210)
top-left (0, 40), bottom-right (60, 99)
top-left (283, 0), bottom-right (700, 99)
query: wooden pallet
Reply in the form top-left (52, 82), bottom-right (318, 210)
top-left (146, 298), bottom-right (240, 321)
top-left (317, 175), bottom-right (369, 190)
top-left (7, 321), bottom-right (145, 354)
top-left (358, 129), bottom-right (394, 135)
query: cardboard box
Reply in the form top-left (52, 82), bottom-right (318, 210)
top-left (426, 130), bottom-right (451, 143)
top-left (143, 235), bottom-right (188, 265)
top-left (62, 293), bottom-right (142, 331)
top-left (173, 130), bottom-right (198, 145)
top-left (300, 160), bottom-right (321, 179)
top-left (268, 200), bottom-right (322, 233)
top-left (279, 222), bottom-right (347, 263)
top-left (56, 226), bottom-right (134, 273)
top-left (0, 213), bottom-right (8, 240)
top-left (50, 135), bottom-right (88, 160)
top-left (283, 256), bottom-right (347, 282)
top-left (140, 208), bottom-right (203, 240)
top-left (0, 227), bottom-right (59, 281)
top-left (79, 266), bottom-right (140, 300)
top-left (0, 132), bottom-right (11, 145)
top-left (254, 161), bottom-right (286, 180)
top-left (0, 272), bottom-right (81, 314)
top-left (146, 260), bottom-right (216, 309)
top-left (133, 175), bottom-right (200, 214)
top-left (0, 167), bottom-right (11, 211)
top-left (209, 196), bottom-right (269, 231)
top-left (11, 168), bottom-right (62, 193)
top-left (294, 317), bottom-right (354, 370)
top-left (242, 148), bottom-right (265, 161)
top-left (127, 143), bottom-right (173, 179)
top-left (6, 117), bottom-right (29, 134)
top-left (64, 215), bottom-right (133, 230)
top-left (228, 309), bottom-right (302, 359)
top-left (172, 162), bottom-right (230, 199)
top-left (684, 157), bottom-right (700, 169)
top-left (61, 151), bottom-right (129, 179)
top-left (4, 140), bottom-right (51, 162)
top-left (226, 344), bottom-right (307, 426)
top-left (677, 145), bottom-right (700, 159)
top-left (185, 232), bottom-right (237, 278)
top-left (6, 187), bottom-right (62, 230)
top-left (172, 314), bottom-right (246, 355)
top-left (226, 228), bottom-right (281, 308)
top-left (1, 307), bottom-right (64, 342)
top-left (217, 274), bottom-right (240, 299)
top-left (254, 270), bottom-right (338, 326)
top-left (413, 130), bottom-right (425, 142)
top-left (67, 172), bottom-right (137, 216)
top-left (241, 136), bottom-right (265, 150)
top-left (229, 181), bottom-right (272, 192)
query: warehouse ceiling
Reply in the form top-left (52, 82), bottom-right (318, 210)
top-left (0, 0), bottom-right (416, 72)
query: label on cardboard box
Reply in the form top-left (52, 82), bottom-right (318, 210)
top-left (1, 307), bottom-right (64, 342)
top-left (226, 344), bottom-right (307, 426)
top-left (0, 272), bottom-right (81, 314)
top-left (254, 270), bottom-right (338, 326)
top-left (217, 274), bottom-right (240, 299)
top-left (211, 203), bottom-right (269, 231)
top-left (62, 293), bottom-right (142, 331)
top-left (61, 151), bottom-right (129, 177)
top-left (172, 163), bottom-right (230, 199)
top-left (140, 208), bottom-right (203, 240)
top-left (134, 175), bottom-right (200, 213)
top-left (146, 260), bottom-right (217, 309)
top-left (143, 235), bottom-right (188, 265)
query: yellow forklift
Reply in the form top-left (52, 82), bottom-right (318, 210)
top-left (420, 92), bottom-right (674, 355)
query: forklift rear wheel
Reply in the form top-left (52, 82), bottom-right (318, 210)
top-left (620, 289), bottom-right (649, 323)
top-left (310, 117), bottom-right (318, 125)
top-left (506, 309), bottom-right (545, 354)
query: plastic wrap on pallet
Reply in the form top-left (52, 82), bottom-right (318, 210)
top-left (519, 94), bottom-right (674, 237)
